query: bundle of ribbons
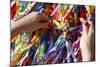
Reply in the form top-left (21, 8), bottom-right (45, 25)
top-left (11, 1), bottom-right (95, 66)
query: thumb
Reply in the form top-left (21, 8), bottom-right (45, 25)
top-left (80, 18), bottom-right (88, 34)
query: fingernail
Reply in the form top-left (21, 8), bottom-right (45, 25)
top-left (85, 22), bottom-right (90, 27)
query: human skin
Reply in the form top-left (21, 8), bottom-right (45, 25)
top-left (80, 18), bottom-right (95, 61)
top-left (11, 12), bottom-right (95, 62)
top-left (11, 12), bottom-right (49, 39)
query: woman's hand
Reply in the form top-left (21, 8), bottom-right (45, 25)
top-left (80, 18), bottom-right (95, 61)
top-left (11, 12), bottom-right (49, 39)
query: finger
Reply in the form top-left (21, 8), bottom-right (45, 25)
top-left (88, 21), bottom-right (94, 35)
top-left (38, 28), bottom-right (48, 33)
top-left (38, 22), bottom-right (49, 29)
top-left (30, 12), bottom-right (49, 23)
top-left (39, 13), bottom-right (50, 22)
top-left (80, 18), bottom-right (88, 34)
